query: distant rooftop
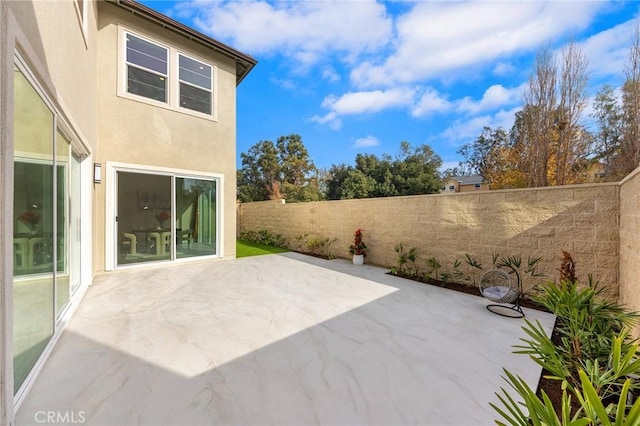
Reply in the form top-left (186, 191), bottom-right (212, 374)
top-left (447, 175), bottom-right (485, 185)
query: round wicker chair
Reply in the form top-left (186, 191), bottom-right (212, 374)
top-left (478, 269), bottom-right (524, 318)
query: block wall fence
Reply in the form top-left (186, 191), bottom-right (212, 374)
top-left (238, 169), bottom-right (640, 324)
top-left (619, 168), bottom-right (640, 332)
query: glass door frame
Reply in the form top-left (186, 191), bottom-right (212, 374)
top-left (12, 52), bottom-right (89, 407)
top-left (105, 162), bottom-right (222, 271)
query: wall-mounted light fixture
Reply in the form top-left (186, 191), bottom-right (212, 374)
top-left (93, 163), bottom-right (102, 184)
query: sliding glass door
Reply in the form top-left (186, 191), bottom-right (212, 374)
top-left (13, 63), bottom-right (83, 396)
top-left (175, 177), bottom-right (216, 259)
top-left (116, 171), bottom-right (218, 266)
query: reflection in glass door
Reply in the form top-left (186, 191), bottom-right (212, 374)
top-left (115, 171), bottom-right (218, 266)
top-left (13, 66), bottom-right (55, 394)
top-left (117, 171), bottom-right (172, 266)
top-left (175, 177), bottom-right (217, 259)
top-left (13, 62), bottom-right (84, 397)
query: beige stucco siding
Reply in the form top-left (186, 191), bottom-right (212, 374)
top-left (8, 0), bottom-right (98, 149)
top-left (2, 0), bottom-right (99, 421)
top-left (95, 4), bottom-right (238, 271)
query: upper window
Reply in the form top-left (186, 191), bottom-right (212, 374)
top-left (448, 185), bottom-right (455, 191)
top-left (178, 54), bottom-right (212, 115)
top-left (126, 33), bottom-right (168, 103)
top-left (474, 183), bottom-right (481, 189)
top-left (119, 29), bottom-right (216, 119)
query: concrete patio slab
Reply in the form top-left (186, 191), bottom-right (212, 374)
top-left (16, 253), bottom-right (555, 425)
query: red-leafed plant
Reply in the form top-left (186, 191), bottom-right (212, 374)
top-left (349, 228), bottom-right (367, 257)
top-left (155, 211), bottom-right (170, 223)
top-left (19, 210), bottom-right (40, 227)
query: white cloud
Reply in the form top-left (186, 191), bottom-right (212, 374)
top-left (313, 83), bottom-right (525, 128)
top-left (322, 67), bottom-right (341, 83)
top-left (321, 87), bottom-right (416, 115)
top-left (456, 84), bottom-right (526, 115)
top-left (353, 136), bottom-right (380, 148)
top-left (176, 0), bottom-right (392, 66)
top-left (270, 77), bottom-right (297, 91)
top-left (440, 106), bottom-right (521, 145)
top-left (493, 62), bottom-right (517, 77)
top-left (351, 1), bottom-right (605, 87)
top-left (310, 111), bottom-right (342, 130)
top-left (411, 88), bottom-right (452, 117)
top-left (581, 17), bottom-right (638, 78)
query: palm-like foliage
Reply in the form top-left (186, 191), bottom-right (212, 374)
top-left (493, 256), bottom-right (640, 425)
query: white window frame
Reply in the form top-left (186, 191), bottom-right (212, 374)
top-left (177, 52), bottom-right (213, 115)
top-left (13, 51), bottom-right (93, 409)
top-left (104, 161), bottom-right (224, 271)
top-left (122, 30), bottom-right (170, 107)
top-left (117, 26), bottom-right (218, 121)
top-left (74, 0), bottom-right (89, 48)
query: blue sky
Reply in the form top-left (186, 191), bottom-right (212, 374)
top-left (140, 1), bottom-right (638, 171)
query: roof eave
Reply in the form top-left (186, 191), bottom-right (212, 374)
top-left (106, 0), bottom-right (257, 86)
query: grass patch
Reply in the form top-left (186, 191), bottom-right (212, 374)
top-left (236, 239), bottom-right (289, 258)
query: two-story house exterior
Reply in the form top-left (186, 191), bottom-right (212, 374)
top-left (0, 1), bottom-right (255, 423)
top-left (441, 175), bottom-right (489, 193)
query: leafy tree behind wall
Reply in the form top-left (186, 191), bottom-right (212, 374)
top-left (323, 141), bottom-right (443, 199)
top-left (237, 134), bottom-right (322, 202)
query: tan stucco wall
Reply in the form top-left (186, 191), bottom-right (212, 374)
top-left (7, 0), bottom-right (98, 149)
top-left (2, 1), bottom-right (99, 421)
top-left (619, 168), bottom-right (640, 334)
top-left (95, 3), bottom-right (238, 271)
top-left (238, 183), bottom-right (620, 296)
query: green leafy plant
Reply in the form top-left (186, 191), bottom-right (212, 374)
top-left (493, 252), bottom-right (640, 424)
top-left (440, 272), bottom-right (451, 286)
top-left (495, 254), bottom-right (545, 298)
top-left (452, 259), bottom-right (465, 282)
top-left (393, 243), bottom-right (408, 275)
top-left (292, 233), bottom-right (310, 252)
top-left (324, 236), bottom-right (339, 259)
top-left (240, 229), bottom-right (287, 248)
top-left (306, 237), bottom-right (326, 255)
top-left (406, 247), bottom-right (419, 277)
top-left (464, 253), bottom-right (483, 285)
top-left (526, 277), bottom-right (640, 391)
top-left (494, 334), bottom-right (640, 425)
top-left (425, 256), bottom-right (441, 282)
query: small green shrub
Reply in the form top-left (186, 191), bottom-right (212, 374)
top-left (493, 252), bottom-right (640, 424)
top-left (523, 276), bottom-right (640, 391)
top-left (393, 243), bottom-right (409, 275)
top-left (464, 253), bottom-right (483, 285)
top-left (306, 237), bottom-right (325, 255)
top-left (425, 257), bottom-right (441, 282)
top-left (240, 229), bottom-right (287, 248)
top-left (293, 233), bottom-right (309, 252)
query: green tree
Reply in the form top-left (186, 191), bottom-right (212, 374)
top-left (237, 134), bottom-right (322, 202)
top-left (457, 126), bottom-right (525, 189)
top-left (592, 84), bottom-right (623, 179)
top-left (323, 142), bottom-right (442, 199)
top-left (616, 23), bottom-right (640, 178)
